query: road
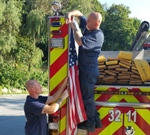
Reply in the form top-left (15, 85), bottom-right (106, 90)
top-left (0, 94), bottom-right (27, 135)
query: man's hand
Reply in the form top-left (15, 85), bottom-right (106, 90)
top-left (42, 103), bottom-right (59, 114)
top-left (50, 103), bottom-right (59, 113)
top-left (65, 12), bottom-right (72, 24)
top-left (60, 89), bottom-right (69, 100)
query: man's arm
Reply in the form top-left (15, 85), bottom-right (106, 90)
top-left (45, 77), bottom-right (68, 104)
top-left (71, 21), bottom-right (83, 46)
top-left (66, 10), bottom-right (83, 23)
top-left (41, 103), bottom-right (59, 114)
top-left (42, 90), bottom-right (69, 114)
top-left (66, 10), bottom-right (83, 46)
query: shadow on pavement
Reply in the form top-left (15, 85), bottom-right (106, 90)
top-left (0, 95), bottom-right (27, 135)
top-left (0, 116), bottom-right (25, 135)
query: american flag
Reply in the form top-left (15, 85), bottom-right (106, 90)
top-left (68, 29), bottom-right (87, 135)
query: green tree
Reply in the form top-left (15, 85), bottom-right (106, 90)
top-left (21, 0), bottom-right (54, 61)
top-left (61, 0), bottom-right (105, 17)
top-left (101, 4), bottom-right (141, 51)
top-left (14, 36), bottom-right (43, 71)
top-left (0, 0), bottom-right (24, 63)
top-left (61, 0), bottom-right (92, 15)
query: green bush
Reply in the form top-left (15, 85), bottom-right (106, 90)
top-left (0, 63), bottom-right (48, 93)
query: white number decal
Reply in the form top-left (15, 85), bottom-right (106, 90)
top-left (108, 109), bottom-right (137, 123)
top-left (108, 110), bottom-right (121, 122)
top-left (126, 110), bottom-right (137, 122)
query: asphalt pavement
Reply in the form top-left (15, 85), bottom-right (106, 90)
top-left (0, 94), bottom-right (27, 135)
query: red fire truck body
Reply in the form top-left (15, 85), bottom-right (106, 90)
top-left (48, 13), bottom-right (150, 135)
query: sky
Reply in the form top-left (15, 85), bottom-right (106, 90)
top-left (99, 0), bottom-right (150, 23)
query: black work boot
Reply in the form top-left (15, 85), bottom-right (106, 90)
top-left (95, 119), bottom-right (102, 128)
top-left (78, 121), bottom-right (95, 132)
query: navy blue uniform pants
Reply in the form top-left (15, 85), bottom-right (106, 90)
top-left (79, 69), bottom-right (100, 124)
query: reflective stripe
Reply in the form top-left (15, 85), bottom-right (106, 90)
top-left (95, 101), bottom-right (150, 108)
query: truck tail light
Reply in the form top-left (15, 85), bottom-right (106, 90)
top-left (51, 18), bottom-right (60, 22)
top-left (51, 30), bottom-right (61, 35)
top-left (51, 22), bottom-right (62, 27)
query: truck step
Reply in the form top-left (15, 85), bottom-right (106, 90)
top-left (77, 129), bottom-right (88, 135)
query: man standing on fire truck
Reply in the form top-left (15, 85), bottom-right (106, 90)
top-left (66, 10), bottom-right (104, 132)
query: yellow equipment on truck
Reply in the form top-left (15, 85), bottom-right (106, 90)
top-left (48, 2), bottom-right (150, 135)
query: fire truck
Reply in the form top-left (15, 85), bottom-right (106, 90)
top-left (47, 2), bottom-right (150, 135)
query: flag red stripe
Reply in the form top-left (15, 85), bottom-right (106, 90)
top-left (74, 65), bottom-right (87, 122)
top-left (68, 65), bottom-right (87, 134)
top-left (69, 67), bottom-right (77, 130)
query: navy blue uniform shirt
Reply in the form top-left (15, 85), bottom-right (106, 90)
top-left (24, 96), bottom-right (48, 135)
top-left (78, 15), bottom-right (104, 76)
